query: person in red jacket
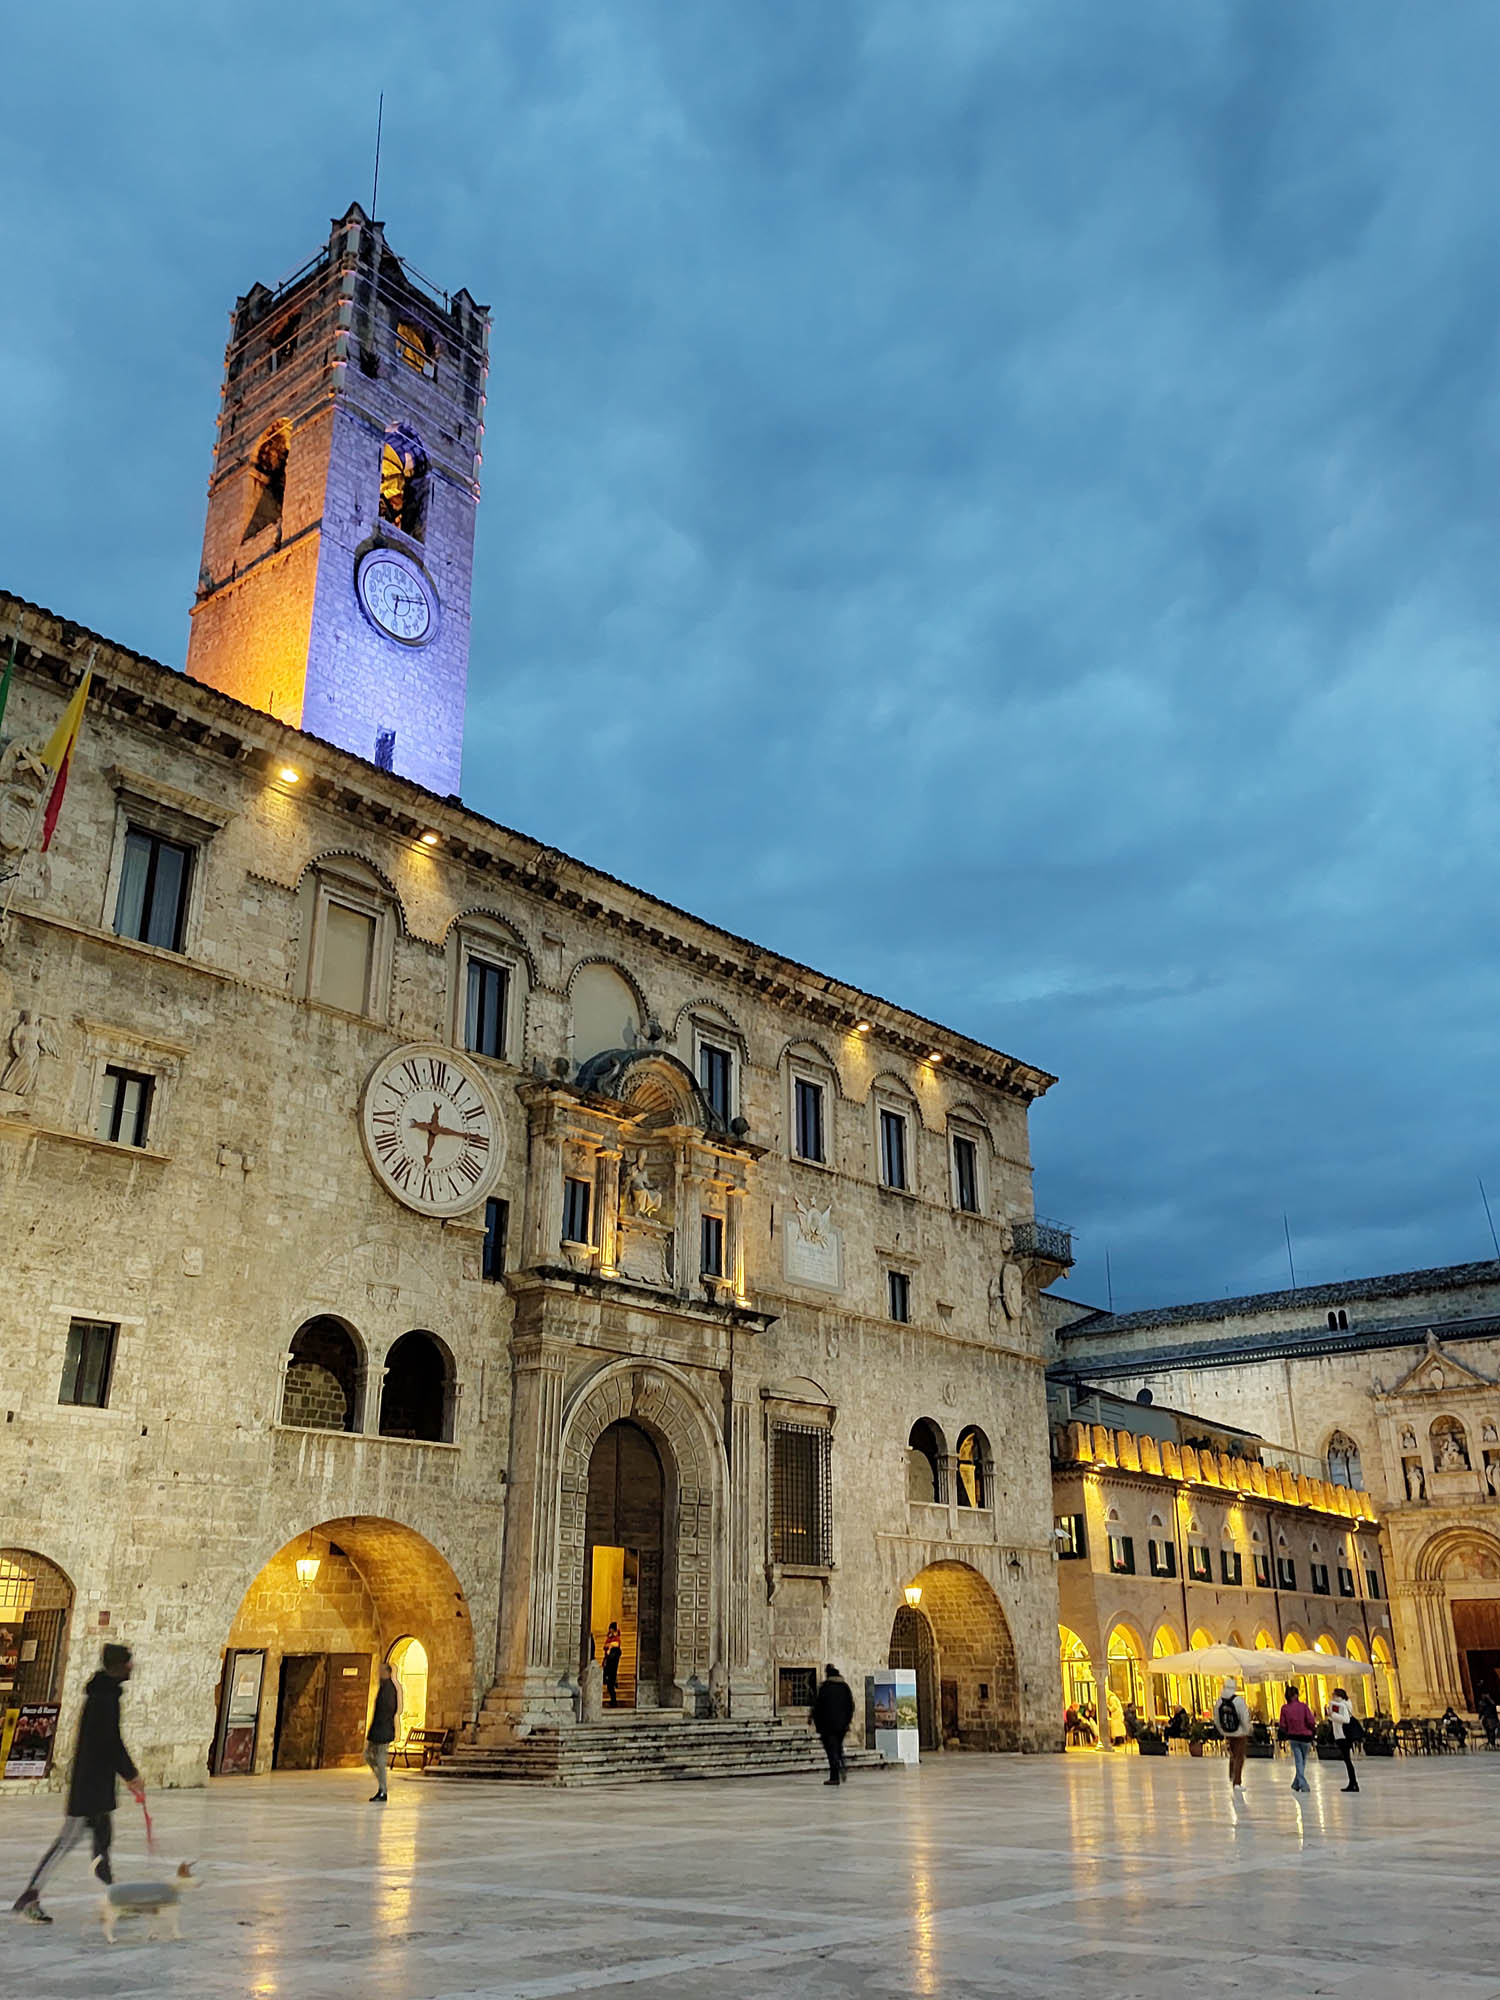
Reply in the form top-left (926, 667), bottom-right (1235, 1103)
top-left (1279, 1682), bottom-right (1317, 1794)
top-left (12, 1644), bottom-right (143, 1924)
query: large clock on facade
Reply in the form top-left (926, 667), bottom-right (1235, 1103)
top-left (355, 549), bottom-right (439, 646)
top-left (359, 1044), bottom-right (502, 1217)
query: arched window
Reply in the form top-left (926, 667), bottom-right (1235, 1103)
top-left (1326, 1309), bottom-right (1349, 1331)
top-left (907, 1419), bottom-right (947, 1503)
top-left (282, 1317), bottom-right (362, 1433)
top-left (396, 319), bottom-right (436, 378)
top-left (570, 962), bottom-right (642, 1063)
top-left (244, 430), bottom-right (288, 540)
top-left (955, 1425), bottom-right (991, 1509)
top-left (1326, 1431), bottom-right (1363, 1489)
top-left (378, 1330), bottom-right (455, 1443)
top-left (379, 427), bottom-right (428, 540)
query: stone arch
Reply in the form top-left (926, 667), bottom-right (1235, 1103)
top-left (775, 1037), bottom-right (850, 1098)
top-left (868, 1068), bottom-right (931, 1128)
top-left (377, 1329), bottom-right (456, 1444)
top-left (442, 906), bottom-right (539, 987)
top-left (1414, 1525), bottom-right (1500, 1583)
top-left (216, 1516), bottom-right (473, 1776)
top-left (293, 848), bottom-right (407, 922)
top-left (907, 1418), bottom-right (948, 1502)
top-left (1324, 1429), bottom-right (1364, 1489)
top-left (944, 1101), bottom-right (996, 1152)
top-left (671, 996), bottom-right (750, 1049)
top-left (0, 1548), bottom-right (75, 1717)
top-left (282, 1316), bottom-right (366, 1433)
top-left (244, 423), bottom-right (290, 539)
top-left (555, 1362), bottom-right (725, 1702)
top-left (902, 1559), bottom-right (1019, 1749)
top-left (955, 1424), bottom-right (992, 1509)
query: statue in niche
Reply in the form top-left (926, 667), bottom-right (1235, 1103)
top-left (1485, 1453), bottom-right (1500, 1497)
top-left (1399, 1426), bottom-right (1417, 1453)
top-left (1404, 1458), bottom-right (1425, 1501)
top-left (1482, 1421), bottom-right (1498, 1444)
top-left (794, 1195), bottom-right (832, 1247)
top-left (0, 736), bottom-right (49, 855)
top-left (1433, 1425), bottom-right (1470, 1472)
top-left (0, 1011), bottom-right (61, 1096)
top-left (625, 1156), bottom-right (662, 1220)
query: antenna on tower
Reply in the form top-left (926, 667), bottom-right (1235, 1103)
top-left (1282, 1212), bottom-right (1298, 1290)
top-left (1479, 1175), bottom-right (1500, 1262)
top-left (371, 92), bottom-right (384, 218)
top-left (1105, 1246), bottom-right (1114, 1315)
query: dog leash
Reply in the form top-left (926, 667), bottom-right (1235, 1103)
top-left (139, 1797), bottom-right (157, 1857)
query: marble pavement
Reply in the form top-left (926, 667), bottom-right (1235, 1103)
top-left (3, 1753), bottom-right (1497, 1998)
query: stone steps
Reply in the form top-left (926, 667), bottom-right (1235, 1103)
top-left (426, 1718), bottom-right (889, 1788)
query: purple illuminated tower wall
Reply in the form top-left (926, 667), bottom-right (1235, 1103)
top-left (186, 204), bottom-right (488, 797)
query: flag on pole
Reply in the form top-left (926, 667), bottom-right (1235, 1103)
top-left (38, 668), bottom-right (92, 852)
top-left (0, 638), bottom-right (15, 739)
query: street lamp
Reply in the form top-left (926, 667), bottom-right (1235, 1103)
top-left (295, 1540), bottom-right (321, 1587)
top-left (904, 1584), bottom-right (923, 1609)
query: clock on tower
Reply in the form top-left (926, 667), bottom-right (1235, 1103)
top-left (184, 204), bottom-right (489, 797)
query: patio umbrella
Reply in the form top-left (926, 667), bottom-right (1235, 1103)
top-left (1146, 1644), bottom-right (1299, 1681)
top-left (1281, 1652), bottom-right (1374, 1677)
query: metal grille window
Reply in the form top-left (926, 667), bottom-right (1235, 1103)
top-left (562, 1176), bottom-right (592, 1245)
top-left (699, 1043), bottom-right (733, 1122)
top-left (878, 1109), bottom-right (908, 1190)
top-left (60, 1319), bottom-right (117, 1408)
top-left (952, 1135), bottom-right (980, 1213)
top-left (482, 1197), bottom-right (508, 1282)
top-left (700, 1213), bottom-right (725, 1278)
top-left (793, 1077), bottom-right (825, 1162)
top-left (98, 1066), bottom-right (153, 1147)
top-left (771, 1422), bottom-right (832, 1567)
top-left (465, 959), bottom-right (509, 1059)
top-left (778, 1665), bottom-right (817, 1712)
top-left (114, 828), bottom-right (191, 952)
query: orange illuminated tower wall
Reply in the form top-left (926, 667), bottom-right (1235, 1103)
top-left (185, 204), bottom-right (488, 797)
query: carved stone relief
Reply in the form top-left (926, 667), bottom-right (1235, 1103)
top-left (0, 736), bottom-right (49, 856)
top-left (785, 1195), bottom-right (841, 1292)
top-left (0, 1010), bottom-right (61, 1107)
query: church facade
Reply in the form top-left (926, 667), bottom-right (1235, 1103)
top-left (0, 208), bottom-right (1069, 1787)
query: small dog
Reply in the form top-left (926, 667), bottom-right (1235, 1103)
top-left (99, 1861), bottom-right (199, 1943)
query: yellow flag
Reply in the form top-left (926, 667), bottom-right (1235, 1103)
top-left (41, 669), bottom-right (92, 772)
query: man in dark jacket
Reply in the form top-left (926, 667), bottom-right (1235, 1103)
top-left (12, 1643), bottom-right (142, 1923)
top-left (365, 1661), bottom-right (400, 1802)
top-left (810, 1663), bottom-right (855, 1785)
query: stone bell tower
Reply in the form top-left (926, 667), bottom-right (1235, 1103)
top-left (185, 204), bottom-right (488, 796)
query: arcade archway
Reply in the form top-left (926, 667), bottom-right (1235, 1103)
top-left (0, 1550), bottom-right (74, 1782)
top-left (212, 1518), bottom-right (471, 1776)
top-left (897, 1561), bottom-right (1020, 1750)
top-left (889, 1602), bottom-right (940, 1749)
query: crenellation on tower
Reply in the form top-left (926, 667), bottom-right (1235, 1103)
top-left (186, 204), bottom-right (488, 796)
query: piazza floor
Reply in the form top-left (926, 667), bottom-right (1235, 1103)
top-left (2, 1752), bottom-right (1497, 1999)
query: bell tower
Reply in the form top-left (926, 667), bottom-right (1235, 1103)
top-left (186, 204), bottom-right (488, 796)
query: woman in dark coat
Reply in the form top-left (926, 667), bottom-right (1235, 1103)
top-left (12, 1643), bottom-right (142, 1922)
top-left (366, 1662), bottom-right (401, 1801)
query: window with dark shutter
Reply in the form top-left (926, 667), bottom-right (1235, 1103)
top-left (794, 1078), bottom-right (825, 1163)
top-left (771, 1423), bottom-right (832, 1566)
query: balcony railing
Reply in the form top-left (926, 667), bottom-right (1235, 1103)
top-left (1012, 1216), bottom-right (1074, 1266)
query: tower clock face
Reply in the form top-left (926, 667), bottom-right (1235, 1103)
top-left (356, 550), bottom-right (438, 646)
top-left (360, 1044), bottom-right (502, 1217)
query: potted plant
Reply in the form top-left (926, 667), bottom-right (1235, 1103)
top-left (1362, 1716), bottom-right (1397, 1757)
top-left (1136, 1725), bottom-right (1169, 1757)
top-left (1245, 1719), bottom-right (1275, 1760)
top-left (1314, 1719), bottom-right (1343, 1761)
top-left (1187, 1718), bottom-right (1215, 1757)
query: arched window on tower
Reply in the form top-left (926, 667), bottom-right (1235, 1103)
top-left (1326, 1431), bottom-right (1364, 1490)
top-left (955, 1425), bottom-right (992, 1509)
top-left (244, 430), bottom-right (288, 541)
top-left (379, 428), bottom-right (428, 541)
top-left (395, 320), bottom-right (436, 379)
top-left (907, 1419), bottom-right (947, 1503)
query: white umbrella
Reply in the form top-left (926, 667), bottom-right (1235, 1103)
top-left (1281, 1651), bottom-right (1374, 1678)
top-left (1147, 1644), bottom-right (1299, 1681)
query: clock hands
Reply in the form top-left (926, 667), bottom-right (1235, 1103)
top-left (408, 1103), bottom-right (469, 1167)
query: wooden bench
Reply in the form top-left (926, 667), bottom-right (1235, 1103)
top-left (393, 1726), bottom-right (454, 1769)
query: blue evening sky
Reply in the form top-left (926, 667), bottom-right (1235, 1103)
top-left (5, 3), bottom-right (1499, 1310)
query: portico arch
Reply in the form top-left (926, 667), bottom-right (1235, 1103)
top-left (555, 1362), bottom-right (725, 1707)
top-left (1414, 1525), bottom-right (1500, 1710)
top-left (898, 1560), bottom-right (1019, 1750)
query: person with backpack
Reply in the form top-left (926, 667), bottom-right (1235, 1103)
top-left (1326, 1687), bottom-right (1361, 1793)
top-left (1215, 1677), bottom-right (1252, 1790)
top-left (1279, 1682), bottom-right (1316, 1793)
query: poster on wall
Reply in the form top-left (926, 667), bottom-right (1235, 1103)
top-left (3, 1703), bottom-right (60, 1779)
top-left (215, 1650), bottom-right (266, 1776)
top-left (0, 1625), bottom-right (19, 1693)
top-left (870, 1668), bottom-right (920, 1765)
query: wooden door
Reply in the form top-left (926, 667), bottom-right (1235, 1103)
top-left (321, 1654), bottom-right (372, 1766)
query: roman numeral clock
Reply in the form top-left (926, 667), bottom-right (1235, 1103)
top-left (359, 1044), bottom-right (503, 1217)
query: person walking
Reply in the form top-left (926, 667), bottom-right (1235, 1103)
top-left (809, 1663), bottom-right (855, 1785)
top-left (365, 1661), bottom-right (400, 1802)
top-left (602, 1623), bottom-right (622, 1708)
top-left (1326, 1687), bottom-right (1361, 1792)
top-left (1476, 1686), bottom-right (1498, 1749)
top-left (1215, 1677), bottom-right (1252, 1791)
top-left (12, 1643), bottom-right (144, 1924)
top-left (1279, 1682), bottom-right (1317, 1793)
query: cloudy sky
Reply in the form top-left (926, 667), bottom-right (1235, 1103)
top-left (6, 4), bottom-right (1499, 1310)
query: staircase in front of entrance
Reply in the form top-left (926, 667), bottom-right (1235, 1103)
top-left (426, 1714), bottom-right (890, 1787)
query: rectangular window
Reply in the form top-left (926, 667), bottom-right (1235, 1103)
top-left (1254, 1552), bottom-right (1273, 1589)
top-left (1187, 1544), bottom-right (1212, 1583)
top-left (114, 828), bottom-right (191, 952)
top-left (1365, 1565), bottom-right (1381, 1599)
top-left (700, 1213), bottom-right (725, 1278)
top-left (59, 1319), bottom-right (117, 1409)
top-left (878, 1108), bottom-right (908, 1190)
top-left (1055, 1513), bottom-right (1086, 1560)
top-left (1220, 1549), bottom-right (1243, 1586)
top-left (1276, 1556), bottom-right (1297, 1592)
top-left (1337, 1565), bottom-right (1356, 1598)
top-left (318, 902), bottom-right (376, 1013)
top-left (482, 1197), bottom-right (508, 1282)
top-left (1108, 1533), bottom-right (1136, 1576)
top-left (699, 1043), bottom-right (733, 1123)
top-left (771, 1423), bottom-right (832, 1566)
top-left (777, 1665), bottom-right (817, 1712)
top-left (1149, 1538), bottom-right (1177, 1578)
top-left (952, 1135), bottom-right (980, 1213)
top-left (1311, 1562), bottom-right (1330, 1596)
top-left (793, 1077), bottom-right (825, 1163)
top-left (562, 1176), bottom-right (592, 1245)
top-left (465, 959), bottom-right (509, 1059)
top-left (97, 1066), bottom-right (153, 1147)
top-left (887, 1270), bottom-right (911, 1323)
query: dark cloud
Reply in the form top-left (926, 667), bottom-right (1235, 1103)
top-left (7, 2), bottom-right (1500, 1308)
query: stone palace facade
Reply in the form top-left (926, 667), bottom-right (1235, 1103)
top-left (0, 206), bottom-right (1070, 1787)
